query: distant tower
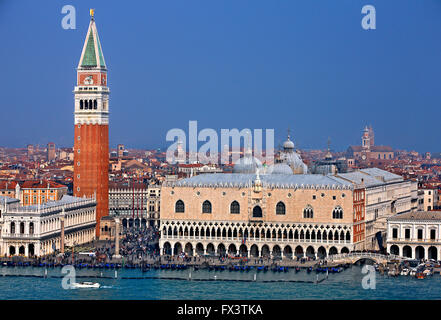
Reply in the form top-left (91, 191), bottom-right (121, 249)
top-left (27, 145), bottom-right (34, 157)
top-left (73, 10), bottom-right (109, 237)
top-left (368, 125), bottom-right (374, 147)
top-left (176, 138), bottom-right (185, 164)
top-left (47, 142), bottom-right (56, 161)
top-left (362, 126), bottom-right (370, 151)
top-left (117, 144), bottom-right (124, 158)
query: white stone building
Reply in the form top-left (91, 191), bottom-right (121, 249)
top-left (337, 168), bottom-right (417, 251)
top-left (387, 211), bottom-right (441, 260)
top-left (0, 195), bottom-right (96, 257)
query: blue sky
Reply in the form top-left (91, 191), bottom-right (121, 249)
top-left (0, 0), bottom-right (440, 152)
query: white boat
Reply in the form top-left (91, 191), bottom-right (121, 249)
top-left (70, 281), bottom-right (100, 289)
top-left (400, 268), bottom-right (409, 276)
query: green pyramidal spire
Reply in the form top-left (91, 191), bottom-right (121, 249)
top-left (78, 15), bottom-right (106, 69)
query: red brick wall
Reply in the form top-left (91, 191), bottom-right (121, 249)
top-left (74, 123), bottom-right (109, 237)
top-left (353, 188), bottom-right (365, 244)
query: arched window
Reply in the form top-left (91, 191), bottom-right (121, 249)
top-left (303, 205), bottom-right (314, 218)
top-left (175, 200), bottom-right (185, 213)
top-left (89, 100), bottom-right (93, 109)
top-left (80, 100), bottom-right (83, 109)
top-left (20, 222), bottom-right (25, 234)
top-left (230, 201), bottom-right (240, 214)
top-left (202, 200), bottom-right (212, 214)
top-left (332, 206), bottom-right (343, 219)
top-left (276, 201), bottom-right (286, 215)
top-left (84, 100), bottom-right (88, 109)
top-left (253, 206), bottom-right (262, 218)
top-left (94, 100), bottom-right (97, 109)
top-left (29, 222), bottom-right (34, 235)
top-left (10, 222), bottom-right (15, 234)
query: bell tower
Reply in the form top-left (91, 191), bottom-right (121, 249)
top-left (73, 9), bottom-right (109, 237)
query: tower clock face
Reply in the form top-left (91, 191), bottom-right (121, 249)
top-left (361, 154), bottom-right (367, 160)
top-left (84, 75), bottom-right (94, 85)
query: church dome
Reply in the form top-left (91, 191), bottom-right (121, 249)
top-left (283, 137), bottom-right (295, 150)
top-left (269, 163), bottom-right (293, 175)
top-left (233, 153), bottom-right (263, 174)
top-left (280, 151), bottom-right (308, 174)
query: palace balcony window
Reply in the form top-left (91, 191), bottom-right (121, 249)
top-left (405, 229), bottom-right (410, 239)
top-left (230, 201), bottom-right (240, 214)
top-left (392, 228), bottom-right (398, 239)
top-left (430, 229), bottom-right (436, 240)
top-left (332, 206), bottom-right (343, 219)
top-left (202, 200), bottom-right (212, 214)
top-left (276, 201), bottom-right (286, 215)
top-left (175, 200), bottom-right (185, 213)
top-left (303, 206), bottom-right (314, 219)
top-left (417, 229), bottom-right (423, 240)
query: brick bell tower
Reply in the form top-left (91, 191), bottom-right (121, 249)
top-left (74, 9), bottom-right (109, 237)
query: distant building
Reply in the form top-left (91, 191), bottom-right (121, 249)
top-left (0, 195), bottom-right (96, 257)
top-left (178, 163), bottom-right (222, 177)
top-left (347, 126), bottom-right (394, 161)
top-left (47, 142), bottom-right (56, 162)
top-left (387, 211), bottom-right (441, 260)
top-left (108, 182), bottom-right (160, 228)
top-left (27, 145), bottom-right (34, 157)
top-left (117, 144), bottom-right (125, 158)
top-left (0, 180), bottom-right (68, 206)
top-left (418, 186), bottom-right (439, 211)
top-left (309, 141), bottom-right (348, 175)
top-left (17, 180), bottom-right (68, 206)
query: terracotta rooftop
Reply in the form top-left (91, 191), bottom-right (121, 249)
top-left (388, 211), bottom-right (441, 222)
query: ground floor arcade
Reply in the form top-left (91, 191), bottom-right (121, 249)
top-left (159, 239), bottom-right (353, 259)
top-left (387, 242), bottom-right (440, 260)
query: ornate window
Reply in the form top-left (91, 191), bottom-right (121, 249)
top-left (332, 206), bottom-right (343, 219)
top-left (303, 205), bottom-right (314, 218)
top-left (276, 201), bottom-right (286, 215)
top-left (202, 200), bottom-right (212, 214)
top-left (230, 201), bottom-right (240, 214)
top-left (175, 200), bottom-right (185, 213)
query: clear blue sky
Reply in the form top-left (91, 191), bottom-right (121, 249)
top-left (0, 0), bottom-right (440, 152)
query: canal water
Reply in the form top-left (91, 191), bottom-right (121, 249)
top-left (0, 265), bottom-right (440, 299)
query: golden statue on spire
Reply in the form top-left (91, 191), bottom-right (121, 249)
top-left (90, 9), bottom-right (95, 18)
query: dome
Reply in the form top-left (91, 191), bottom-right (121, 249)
top-left (280, 151), bottom-right (308, 174)
top-left (233, 154), bottom-right (263, 174)
top-left (269, 163), bottom-right (293, 175)
top-left (283, 137), bottom-right (295, 150)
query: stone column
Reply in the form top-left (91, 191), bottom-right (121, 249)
top-left (114, 217), bottom-right (121, 258)
top-left (60, 209), bottom-right (65, 254)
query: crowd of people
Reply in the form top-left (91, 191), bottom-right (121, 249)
top-left (119, 226), bottom-right (160, 262)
